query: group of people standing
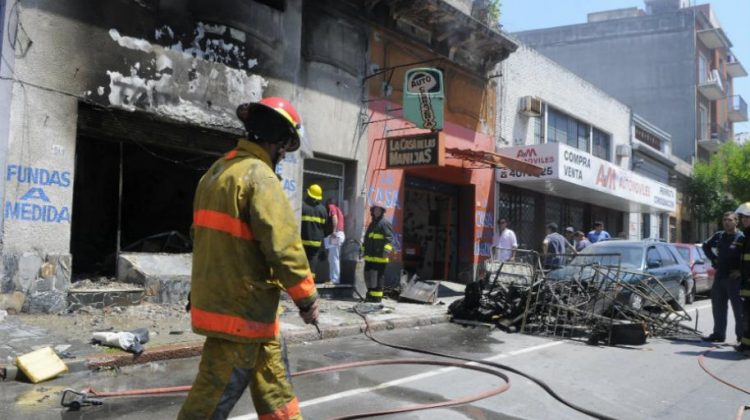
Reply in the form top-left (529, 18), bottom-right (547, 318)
top-left (702, 204), bottom-right (750, 355)
top-left (300, 183), bottom-right (394, 302)
top-left (300, 184), bottom-right (345, 285)
top-left (491, 218), bottom-right (610, 269)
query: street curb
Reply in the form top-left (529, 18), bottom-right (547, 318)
top-left (81, 313), bottom-right (451, 371)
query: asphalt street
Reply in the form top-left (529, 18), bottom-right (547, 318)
top-left (3, 296), bottom-right (750, 420)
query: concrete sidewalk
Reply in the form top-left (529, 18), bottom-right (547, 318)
top-left (0, 288), bottom-right (464, 376)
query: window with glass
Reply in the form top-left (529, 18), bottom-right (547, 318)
top-left (546, 108), bottom-right (591, 153)
top-left (592, 128), bottom-right (611, 161)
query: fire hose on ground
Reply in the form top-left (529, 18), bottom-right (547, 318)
top-left (61, 305), bottom-right (623, 419)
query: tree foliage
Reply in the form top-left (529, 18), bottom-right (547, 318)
top-left (686, 140), bottom-right (750, 223)
top-left (488, 0), bottom-right (502, 25)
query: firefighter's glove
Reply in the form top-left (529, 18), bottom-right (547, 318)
top-left (730, 270), bottom-right (742, 281)
top-left (299, 300), bottom-right (320, 325)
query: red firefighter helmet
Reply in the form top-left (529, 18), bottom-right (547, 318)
top-left (236, 97), bottom-right (304, 152)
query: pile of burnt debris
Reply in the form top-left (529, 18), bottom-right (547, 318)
top-left (449, 250), bottom-right (700, 345)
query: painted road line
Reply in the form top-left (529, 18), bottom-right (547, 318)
top-left (228, 340), bottom-right (565, 420)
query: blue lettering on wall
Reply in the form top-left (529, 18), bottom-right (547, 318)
top-left (19, 187), bottom-right (51, 202)
top-left (5, 201), bottom-right (71, 223)
top-left (283, 179), bottom-right (296, 193)
top-left (5, 164), bottom-right (73, 223)
top-left (6, 164), bottom-right (71, 187)
top-left (474, 241), bottom-right (492, 257)
top-left (475, 210), bottom-right (494, 228)
top-left (367, 186), bottom-right (401, 209)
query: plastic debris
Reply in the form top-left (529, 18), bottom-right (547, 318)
top-left (92, 328), bottom-right (150, 354)
top-left (16, 347), bottom-right (68, 383)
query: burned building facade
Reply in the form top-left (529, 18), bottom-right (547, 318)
top-left (0, 0), bottom-right (518, 312)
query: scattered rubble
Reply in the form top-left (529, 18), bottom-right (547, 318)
top-left (449, 251), bottom-right (699, 345)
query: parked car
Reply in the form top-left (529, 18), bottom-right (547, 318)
top-left (547, 240), bottom-right (695, 309)
top-left (672, 243), bottom-right (715, 296)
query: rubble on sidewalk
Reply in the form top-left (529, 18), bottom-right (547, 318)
top-left (449, 250), bottom-right (698, 345)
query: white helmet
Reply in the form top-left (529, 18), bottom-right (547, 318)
top-left (736, 202), bottom-right (750, 217)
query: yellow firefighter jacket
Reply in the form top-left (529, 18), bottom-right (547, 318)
top-left (190, 139), bottom-right (318, 343)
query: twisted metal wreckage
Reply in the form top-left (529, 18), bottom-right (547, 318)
top-left (449, 250), bottom-right (701, 345)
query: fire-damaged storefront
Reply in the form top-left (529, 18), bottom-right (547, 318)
top-left (361, 3), bottom-right (531, 284)
top-left (496, 143), bottom-right (677, 251)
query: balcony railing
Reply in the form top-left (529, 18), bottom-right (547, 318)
top-left (698, 122), bottom-right (730, 152)
top-left (698, 69), bottom-right (725, 100)
top-left (727, 53), bottom-right (748, 78)
top-left (728, 95), bottom-right (748, 123)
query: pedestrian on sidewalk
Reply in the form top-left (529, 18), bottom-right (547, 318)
top-left (301, 184), bottom-right (327, 278)
top-left (180, 97), bottom-right (318, 420)
top-left (491, 217), bottom-right (518, 262)
top-left (564, 226), bottom-right (576, 250)
top-left (702, 211), bottom-right (745, 343)
top-left (362, 204), bottom-right (393, 303)
top-left (542, 223), bottom-right (571, 270)
top-left (735, 203), bottom-right (750, 353)
top-left (325, 198), bottom-right (345, 285)
top-left (587, 221), bottom-right (611, 243)
top-left (574, 231), bottom-right (591, 252)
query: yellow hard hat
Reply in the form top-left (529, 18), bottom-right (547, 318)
top-left (736, 202), bottom-right (750, 217)
top-left (307, 184), bottom-right (323, 201)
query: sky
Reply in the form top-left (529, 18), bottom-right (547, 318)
top-left (502, 0), bottom-right (750, 134)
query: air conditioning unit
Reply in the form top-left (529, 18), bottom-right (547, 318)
top-left (520, 96), bottom-right (543, 116)
top-left (616, 144), bottom-right (632, 157)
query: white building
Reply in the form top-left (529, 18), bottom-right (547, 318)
top-left (495, 45), bottom-right (678, 250)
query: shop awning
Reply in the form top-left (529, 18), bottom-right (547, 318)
top-left (496, 143), bottom-right (677, 213)
top-left (446, 148), bottom-right (544, 176)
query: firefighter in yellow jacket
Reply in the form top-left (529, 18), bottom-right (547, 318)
top-left (362, 204), bottom-right (393, 303)
top-left (179, 97), bottom-right (318, 420)
top-left (736, 202), bottom-right (750, 354)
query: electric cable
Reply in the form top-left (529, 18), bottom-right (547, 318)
top-left (353, 305), bottom-right (619, 420)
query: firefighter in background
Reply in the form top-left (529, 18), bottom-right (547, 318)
top-left (301, 184), bottom-right (327, 276)
top-left (179, 97), bottom-right (318, 420)
top-left (736, 202), bottom-right (750, 354)
top-left (362, 204), bottom-right (393, 303)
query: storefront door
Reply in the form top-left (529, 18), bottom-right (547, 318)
top-left (402, 176), bottom-right (459, 280)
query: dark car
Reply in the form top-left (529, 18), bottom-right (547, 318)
top-left (547, 240), bottom-right (695, 309)
top-left (672, 243), bottom-right (715, 295)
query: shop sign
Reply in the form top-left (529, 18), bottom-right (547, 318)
top-left (385, 132), bottom-right (445, 169)
top-left (403, 68), bottom-right (444, 130)
top-left (496, 143), bottom-right (557, 179)
top-left (635, 126), bottom-right (662, 151)
top-left (496, 143), bottom-right (676, 212)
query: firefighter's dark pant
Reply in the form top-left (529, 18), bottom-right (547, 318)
top-left (364, 262), bottom-right (386, 302)
top-left (178, 337), bottom-right (301, 420)
top-left (742, 296), bottom-right (750, 347)
top-left (304, 246), bottom-right (321, 278)
top-left (710, 276), bottom-right (744, 341)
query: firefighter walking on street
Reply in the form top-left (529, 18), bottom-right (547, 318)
top-left (736, 202), bottom-right (750, 354)
top-left (301, 184), bottom-right (327, 277)
top-left (179, 97), bottom-right (318, 420)
top-left (362, 204), bottom-right (393, 303)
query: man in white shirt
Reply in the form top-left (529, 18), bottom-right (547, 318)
top-left (492, 217), bottom-right (518, 262)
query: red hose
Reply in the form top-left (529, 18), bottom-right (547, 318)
top-left (78, 358), bottom-right (510, 419)
top-left (698, 347), bottom-right (750, 395)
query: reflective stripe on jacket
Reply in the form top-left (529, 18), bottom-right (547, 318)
top-left (363, 217), bottom-right (393, 264)
top-left (301, 199), bottom-right (327, 249)
top-left (742, 227), bottom-right (750, 296)
top-left (191, 140), bottom-right (317, 343)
